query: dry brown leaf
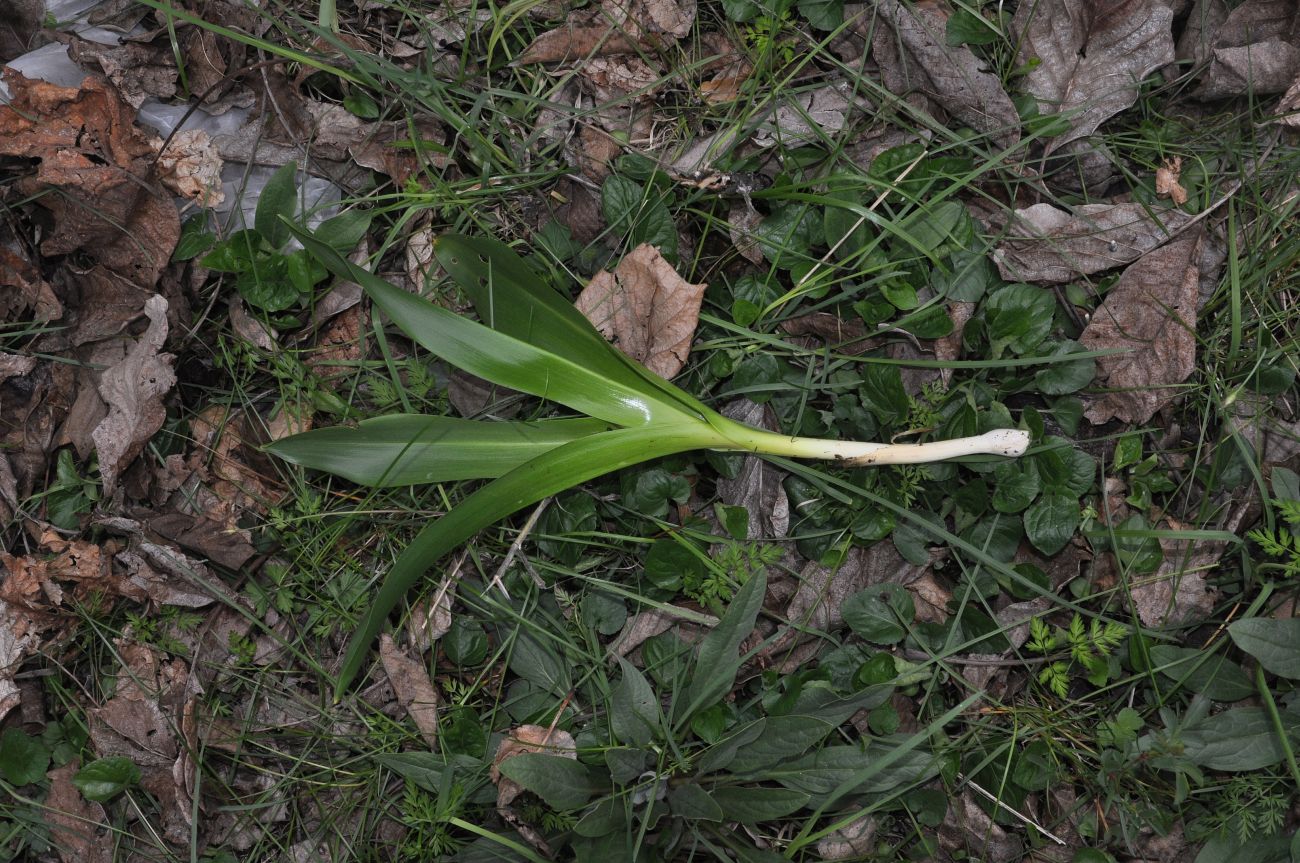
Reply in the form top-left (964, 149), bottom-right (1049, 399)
top-left (992, 202), bottom-right (1194, 284)
top-left (576, 244), bottom-right (707, 379)
top-left (1155, 156), bottom-right (1189, 205)
top-left (0, 599), bottom-right (41, 723)
top-left (0, 70), bottom-right (180, 285)
top-left (1277, 73), bottom-right (1300, 125)
top-left (490, 724), bottom-right (578, 808)
top-left (728, 203), bottom-right (764, 263)
top-left (151, 129), bottom-right (225, 207)
top-left (1013, 0), bottom-right (1174, 155)
top-left (716, 400), bottom-right (790, 540)
top-left (1130, 524), bottom-right (1225, 627)
top-left (1198, 38), bottom-right (1300, 98)
top-left (868, 0), bottom-right (1020, 149)
top-left (754, 83), bottom-right (859, 147)
top-left (92, 295), bottom-right (176, 493)
top-left (579, 55), bottom-right (662, 102)
top-left (610, 609), bottom-right (678, 657)
top-left (1175, 0), bottom-right (1230, 69)
top-left (938, 791), bottom-right (1024, 861)
top-left (408, 573), bottom-right (456, 652)
top-left (44, 762), bottom-right (112, 863)
top-left (379, 634), bottom-right (440, 748)
top-left (606, 0), bottom-right (696, 39)
top-left (516, 18), bottom-right (640, 64)
top-left (1079, 230), bottom-right (1214, 424)
top-left (0, 247), bottom-right (63, 322)
top-left (66, 34), bottom-right (178, 108)
top-left (816, 813), bottom-right (878, 861)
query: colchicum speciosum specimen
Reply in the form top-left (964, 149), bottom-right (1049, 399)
top-left (270, 229), bottom-right (1031, 695)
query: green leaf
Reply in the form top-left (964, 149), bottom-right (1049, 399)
top-left (237, 255), bottom-right (298, 312)
top-left (668, 783), bottom-right (724, 821)
top-left (843, 584), bottom-right (914, 644)
top-left (173, 215), bottom-right (216, 262)
top-left (315, 209), bottom-right (372, 251)
top-left (622, 469), bottom-right (691, 519)
top-left (898, 200), bottom-right (973, 258)
top-left (1229, 618), bottom-right (1300, 679)
top-left (374, 752), bottom-right (476, 792)
top-left (931, 250), bottom-right (996, 302)
top-left (291, 226), bottom-right (693, 428)
top-left (266, 415), bottom-right (611, 486)
top-left (726, 716), bottom-right (832, 773)
top-left (1178, 707), bottom-right (1300, 771)
top-left (755, 204), bottom-right (821, 270)
top-left (433, 235), bottom-right (709, 422)
top-left (708, 786), bottom-right (808, 823)
top-left (677, 571), bottom-right (768, 726)
top-left (601, 176), bottom-right (677, 260)
top-left (255, 162), bottom-right (299, 249)
top-left (496, 754), bottom-right (602, 810)
top-left (333, 424), bottom-right (717, 696)
top-left (509, 630), bottom-right (571, 696)
top-left (1033, 340), bottom-right (1096, 395)
top-left (1024, 493), bottom-right (1078, 555)
top-left (946, 8), bottom-right (999, 45)
top-left (797, 0), bottom-right (842, 30)
top-left (611, 658), bottom-right (659, 747)
top-left (992, 460), bottom-right (1041, 513)
top-left (1149, 646), bottom-right (1254, 701)
top-left (0, 728), bottom-right (49, 786)
top-left (984, 283), bottom-right (1055, 356)
top-left (695, 718), bottom-right (766, 774)
top-left (201, 228), bottom-right (262, 273)
top-left (73, 756), bottom-right (141, 801)
top-left (769, 742), bottom-right (936, 799)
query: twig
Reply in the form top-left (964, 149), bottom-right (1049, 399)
top-left (485, 498), bottom-right (551, 598)
top-left (956, 773), bottom-right (1067, 846)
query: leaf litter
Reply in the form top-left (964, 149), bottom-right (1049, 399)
top-left (4, 0), bottom-right (1300, 858)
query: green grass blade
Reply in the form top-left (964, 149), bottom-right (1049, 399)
top-left (265, 415), bottom-right (611, 486)
top-left (435, 234), bottom-right (716, 421)
top-left (334, 424), bottom-right (723, 696)
top-left (288, 224), bottom-right (693, 427)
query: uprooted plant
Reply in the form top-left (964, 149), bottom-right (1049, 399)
top-left (268, 228), bottom-right (1031, 695)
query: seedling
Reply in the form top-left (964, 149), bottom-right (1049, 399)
top-left (268, 229), bottom-right (1031, 695)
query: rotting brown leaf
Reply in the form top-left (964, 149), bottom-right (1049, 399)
top-left (576, 243), bottom-right (708, 379)
top-left (938, 790), bottom-right (1024, 861)
top-left (992, 202), bottom-right (1194, 284)
top-left (44, 762), bottom-right (112, 863)
top-left (65, 34), bottom-right (179, 109)
top-left (0, 70), bottom-right (180, 285)
top-left (515, 12), bottom-right (640, 64)
top-left (867, 0), bottom-right (1020, 149)
top-left (716, 400), bottom-right (790, 540)
top-left (379, 634), bottom-right (440, 748)
top-left (607, 0), bottom-right (697, 40)
top-left (753, 83), bottom-right (860, 148)
top-left (92, 295), bottom-right (176, 494)
top-left (0, 247), bottom-right (63, 322)
top-left (1277, 74), bottom-right (1300, 125)
top-left (1130, 521), bottom-right (1226, 627)
top-left (1079, 230), bottom-right (1217, 424)
top-left (816, 812), bottom-right (878, 861)
top-left (1013, 0), bottom-right (1174, 155)
top-left (0, 599), bottom-right (40, 723)
top-left (1198, 38), bottom-right (1300, 98)
top-left (491, 724), bottom-right (578, 808)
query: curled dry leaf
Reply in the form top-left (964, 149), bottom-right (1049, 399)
top-left (516, 13), bottom-right (640, 64)
top-left (151, 129), bottom-right (225, 208)
top-left (0, 247), bottom-right (63, 322)
top-left (0, 70), bottom-right (180, 285)
top-left (1155, 156), bottom-right (1188, 205)
top-left (1193, 0), bottom-right (1300, 98)
top-left (607, 0), bottom-right (696, 39)
top-left (0, 599), bottom-right (39, 723)
top-left (816, 813), bottom-right (878, 861)
top-left (1013, 0), bottom-right (1174, 155)
top-left (379, 634), bottom-right (440, 748)
top-left (938, 791), bottom-right (1024, 861)
top-left (1079, 230), bottom-right (1220, 424)
top-left (576, 243), bottom-right (708, 379)
top-left (868, 0), bottom-right (1020, 149)
top-left (1277, 74), bottom-right (1300, 125)
top-left (992, 202), bottom-right (1194, 284)
top-left (66, 34), bottom-right (179, 109)
top-left (92, 295), bottom-right (176, 494)
top-left (491, 724), bottom-right (578, 808)
top-left (754, 83), bottom-right (860, 147)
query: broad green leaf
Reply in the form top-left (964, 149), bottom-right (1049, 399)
top-left (985, 283), bottom-right (1055, 357)
top-left (611, 658), bottom-right (659, 746)
top-left (1229, 618), bottom-right (1300, 679)
top-left (334, 424), bottom-right (718, 695)
top-left (1178, 707), bottom-right (1300, 771)
top-left (73, 756), bottom-right (141, 801)
top-left (1149, 646), bottom-right (1253, 701)
top-left (726, 716), bottom-right (832, 773)
top-left (0, 728), bottom-right (49, 786)
top-left (708, 786), bottom-right (808, 823)
top-left (755, 204), bottom-right (821, 269)
top-left (509, 630), bottom-right (571, 696)
top-left (772, 683), bottom-right (894, 725)
top-left (843, 585), bottom-right (914, 644)
top-left (695, 718), bottom-right (766, 774)
top-left (668, 783), bottom-right (723, 821)
top-left (769, 743), bottom-right (936, 799)
top-left (374, 752), bottom-right (477, 792)
top-left (1024, 493), bottom-right (1078, 555)
top-left (797, 0), bottom-right (843, 30)
top-left (945, 8), bottom-right (999, 45)
top-left (315, 209), bottom-right (372, 251)
top-left (255, 162), bottom-right (299, 249)
top-left (898, 200), bottom-right (973, 258)
top-left (267, 415), bottom-right (610, 486)
top-left (496, 754), bottom-right (602, 810)
top-left (602, 175), bottom-right (677, 260)
top-left (992, 460), bottom-right (1041, 513)
top-left (677, 571), bottom-right (768, 726)
top-left (1033, 340), bottom-right (1096, 395)
top-left (289, 226), bottom-right (690, 428)
top-left (433, 235), bottom-right (709, 421)
top-left (931, 250), bottom-right (996, 302)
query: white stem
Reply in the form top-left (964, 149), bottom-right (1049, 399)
top-left (724, 427), bottom-right (1031, 466)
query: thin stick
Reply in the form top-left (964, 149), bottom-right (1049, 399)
top-left (485, 498), bottom-right (551, 598)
